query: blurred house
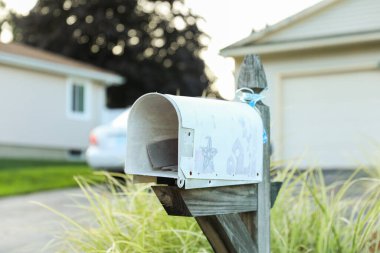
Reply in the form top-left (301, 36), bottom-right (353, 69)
top-left (221, 0), bottom-right (380, 169)
top-left (0, 43), bottom-right (124, 160)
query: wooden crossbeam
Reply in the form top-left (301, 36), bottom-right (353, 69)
top-left (152, 182), bottom-right (281, 217)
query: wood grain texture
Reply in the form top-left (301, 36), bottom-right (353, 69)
top-left (152, 182), bottom-right (281, 217)
top-left (237, 55), bottom-right (267, 91)
top-left (237, 54), bottom-right (271, 253)
top-left (256, 102), bottom-right (271, 253)
top-left (196, 214), bottom-right (258, 253)
top-left (153, 184), bottom-right (257, 217)
top-left (152, 185), bottom-right (191, 216)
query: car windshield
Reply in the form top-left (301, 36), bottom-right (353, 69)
top-left (111, 108), bottom-right (131, 128)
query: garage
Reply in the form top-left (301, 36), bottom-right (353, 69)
top-left (280, 70), bottom-right (380, 169)
top-left (221, 0), bottom-right (380, 169)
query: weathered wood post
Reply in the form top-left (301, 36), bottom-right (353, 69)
top-left (126, 54), bottom-right (277, 253)
top-left (237, 54), bottom-right (271, 253)
top-left (152, 55), bottom-right (274, 253)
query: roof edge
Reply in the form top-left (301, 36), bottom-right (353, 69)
top-left (221, 31), bottom-right (380, 57)
top-left (221, 0), bottom-right (341, 52)
top-left (0, 51), bottom-right (124, 85)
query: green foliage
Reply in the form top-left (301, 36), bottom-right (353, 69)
top-left (48, 169), bottom-right (380, 252)
top-left (271, 167), bottom-right (380, 253)
top-left (51, 173), bottom-right (212, 252)
top-left (0, 159), bottom-right (93, 196)
top-left (0, 0), bottom-right (5, 33)
top-left (8, 0), bottom-right (212, 106)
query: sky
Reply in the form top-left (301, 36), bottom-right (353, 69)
top-left (1, 0), bottom-right (321, 99)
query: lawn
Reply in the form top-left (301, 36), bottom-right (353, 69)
top-left (0, 159), bottom-right (94, 197)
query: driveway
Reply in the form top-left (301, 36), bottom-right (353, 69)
top-left (0, 188), bottom-right (89, 253)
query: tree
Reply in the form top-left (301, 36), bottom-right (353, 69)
top-left (8, 0), bottom-right (212, 107)
top-left (0, 0), bottom-right (5, 34)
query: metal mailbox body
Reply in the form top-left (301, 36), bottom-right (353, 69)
top-left (125, 93), bottom-right (263, 189)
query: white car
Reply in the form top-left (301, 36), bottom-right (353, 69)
top-left (85, 109), bottom-right (130, 171)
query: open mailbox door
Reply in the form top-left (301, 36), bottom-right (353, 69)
top-left (125, 93), bottom-right (263, 189)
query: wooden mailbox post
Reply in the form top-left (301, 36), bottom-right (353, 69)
top-left (151, 55), bottom-right (278, 253)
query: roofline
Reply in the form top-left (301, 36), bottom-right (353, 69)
top-left (221, 0), bottom-right (340, 51)
top-left (0, 51), bottom-right (125, 85)
top-left (221, 31), bottom-right (380, 57)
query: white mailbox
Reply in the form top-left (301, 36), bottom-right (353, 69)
top-left (125, 93), bottom-right (263, 189)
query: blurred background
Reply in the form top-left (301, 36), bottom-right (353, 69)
top-left (1, 1), bottom-right (380, 252)
top-left (0, 0), bottom-right (379, 186)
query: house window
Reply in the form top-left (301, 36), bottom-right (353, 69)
top-left (72, 84), bottom-right (85, 113)
top-left (67, 79), bottom-right (91, 120)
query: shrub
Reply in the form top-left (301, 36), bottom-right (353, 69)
top-left (45, 168), bottom-right (379, 253)
top-left (271, 167), bottom-right (380, 253)
top-left (43, 173), bottom-right (211, 253)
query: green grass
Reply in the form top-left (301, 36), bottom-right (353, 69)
top-left (44, 168), bottom-right (380, 253)
top-left (271, 167), bottom-right (380, 253)
top-left (45, 173), bottom-right (212, 253)
top-left (0, 159), bottom-right (93, 196)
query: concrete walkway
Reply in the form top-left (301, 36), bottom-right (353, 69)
top-left (0, 188), bottom-right (89, 253)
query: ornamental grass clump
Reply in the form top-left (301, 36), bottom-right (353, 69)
top-left (46, 167), bottom-right (379, 253)
top-left (271, 165), bottom-right (380, 253)
top-left (43, 173), bottom-right (211, 253)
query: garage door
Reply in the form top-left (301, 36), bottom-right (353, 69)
top-left (281, 71), bottom-right (380, 169)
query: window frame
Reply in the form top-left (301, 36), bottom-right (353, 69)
top-left (66, 78), bottom-right (91, 120)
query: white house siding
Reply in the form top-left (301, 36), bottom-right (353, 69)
top-left (281, 71), bottom-right (380, 169)
top-left (0, 64), bottom-right (104, 159)
top-left (261, 0), bottom-right (380, 43)
top-left (233, 43), bottom-right (380, 169)
top-left (92, 81), bottom-right (106, 124)
top-left (0, 145), bottom-right (69, 160)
